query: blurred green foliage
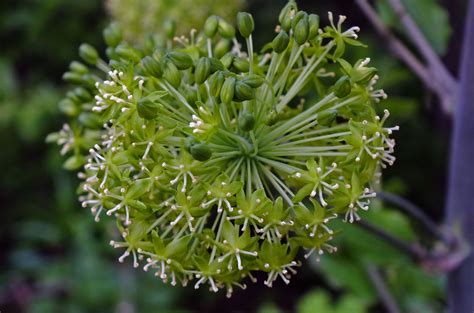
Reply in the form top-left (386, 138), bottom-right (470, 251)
top-left (375, 0), bottom-right (452, 54)
top-left (106, 0), bottom-right (245, 42)
top-left (0, 0), bottom-right (454, 312)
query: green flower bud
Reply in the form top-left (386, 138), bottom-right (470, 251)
top-left (78, 112), bottom-right (102, 129)
top-left (184, 137), bottom-right (199, 153)
top-left (210, 71), bottom-right (225, 97)
top-left (272, 31), bottom-right (290, 53)
top-left (237, 12), bottom-right (255, 38)
top-left (79, 43), bottom-right (99, 65)
top-left (352, 67), bottom-right (378, 84)
top-left (63, 155), bottom-right (85, 170)
top-left (66, 90), bottom-right (81, 103)
top-left (74, 87), bottom-right (92, 102)
top-left (279, 1), bottom-right (297, 31)
top-left (106, 47), bottom-right (120, 60)
top-left (62, 72), bottom-right (84, 84)
top-left (69, 61), bottom-right (88, 74)
top-left (168, 51), bottom-right (193, 70)
top-left (115, 44), bottom-right (141, 62)
top-left (137, 98), bottom-right (160, 120)
top-left (232, 57), bottom-right (249, 73)
top-left (209, 57), bottom-right (224, 73)
top-left (164, 20), bottom-right (176, 39)
top-left (195, 57), bottom-right (212, 84)
top-left (214, 39), bottom-right (231, 59)
top-left (238, 111), bottom-right (255, 131)
top-left (163, 61), bottom-right (182, 88)
top-left (291, 11), bottom-right (308, 29)
top-left (243, 74), bottom-right (265, 88)
top-left (308, 14), bottom-right (320, 40)
top-left (234, 81), bottom-right (254, 102)
top-left (294, 17), bottom-right (309, 45)
top-left (220, 76), bottom-right (236, 104)
top-left (220, 52), bottom-right (234, 69)
top-left (141, 56), bottom-right (163, 78)
top-left (190, 143), bottom-right (213, 161)
top-left (334, 76), bottom-right (352, 98)
top-left (204, 15), bottom-right (220, 38)
top-left (218, 19), bottom-right (236, 39)
top-left (103, 23), bottom-right (122, 47)
top-left (58, 98), bottom-right (79, 116)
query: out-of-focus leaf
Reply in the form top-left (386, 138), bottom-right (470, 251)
top-left (297, 290), bottom-right (333, 313)
top-left (315, 255), bottom-right (376, 302)
top-left (335, 294), bottom-right (370, 313)
top-left (376, 0), bottom-right (451, 54)
top-left (257, 302), bottom-right (283, 313)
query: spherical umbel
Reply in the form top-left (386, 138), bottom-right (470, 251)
top-left (51, 1), bottom-right (397, 297)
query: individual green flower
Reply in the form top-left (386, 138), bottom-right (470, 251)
top-left (50, 1), bottom-right (397, 297)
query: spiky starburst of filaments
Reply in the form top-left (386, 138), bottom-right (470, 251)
top-left (49, 1), bottom-right (397, 297)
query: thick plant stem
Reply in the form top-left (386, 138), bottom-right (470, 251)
top-left (445, 0), bottom-right (474, 312)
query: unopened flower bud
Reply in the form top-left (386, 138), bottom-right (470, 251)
top-left (204, 15), bottom-right (220, 38)
top-left (279, 1), bottom-right (297, 31)
top-left (291, 11), bottom-right (308, 30)
top-left (243, 74), bottom-right (265, 88)
top-left (237, 12), bottom-right (255, 38)
top-left (218, 19), bottom-right (236, 39)
top-left (184, 137), bottom-right (199, 153)
top-left (103, 23), bottom-right (122, 47)
top-left (168, 51), bottom-right (193, 70)
top-left (62, 72), bottom-right (84, 84)
top-left (352, 67), bottom-right (378, 84)
top-left (220, 76), bottom-right (236, 104)
top-left (190, 143), bottom-right (213, 161)
top-left (272, 31), bottom-right (290, 53)
top-left (214, 39), bottom-right (231, 58)
top-left (308, 14), bottom-right (320, 40)
top-left (232, 57), bottom-right (249, 73)
top-left (74, 87), bottom-right (92, 101)
top-left (294, 17), bottom-right (309, 45)
top-left (79, 43), bottom-right (99, 65)
top-left (334, 76), bottom-right (352, 98)
top-left (115, 44), bottom-right (141, 62)
top-left (220, 52), bottom-right (234, 69)
top-left (141, 56), bottom-right (163, 78)
top-left (195, 57), bottom-right (212, 84)
top-left (163, 61), bottom-right (182, 88)
top-left (58, 98), bottom-right (79, 116)
top-left (210, 71), bottom-right (225, 97)
top-left (234, 81), bottom-right (254, 102)
top-left (69, 61), bottom-right (88, 74)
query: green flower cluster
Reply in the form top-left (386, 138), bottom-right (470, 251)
top-left (48, 1), bottom-right (397, 296)
top-left (105, 0), bottom-right (244, 43)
